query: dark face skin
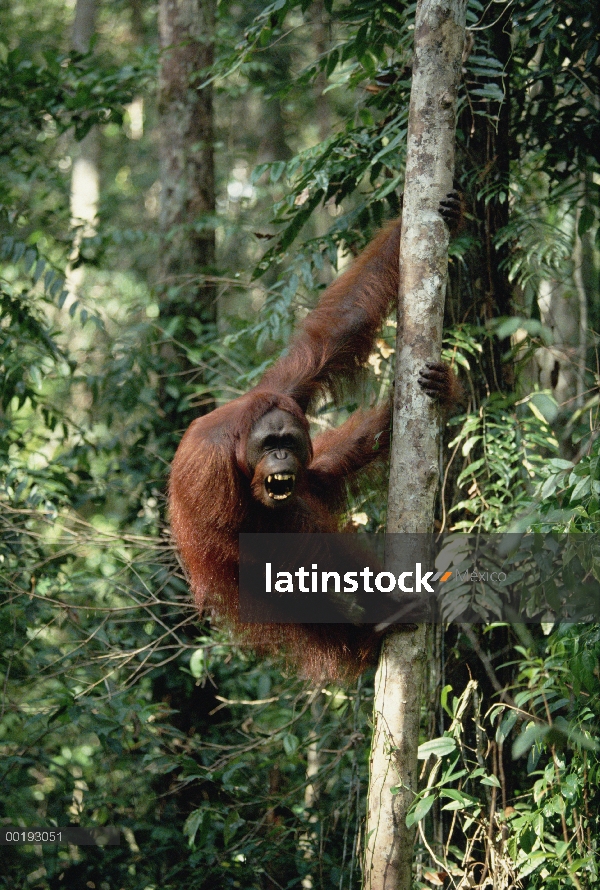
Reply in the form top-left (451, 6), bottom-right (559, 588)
top-left (246, 408), bottom-right (311, 508)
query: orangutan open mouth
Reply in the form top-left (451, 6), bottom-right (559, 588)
top-left (265, 473), bottom-right (296, 500)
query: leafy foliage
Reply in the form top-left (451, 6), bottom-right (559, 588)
top-left (447, 394), bottom-right (559, 531)
top-left (408, 650), bottom-right (600, 889)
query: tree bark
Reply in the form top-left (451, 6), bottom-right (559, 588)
top-left (158, 0), bottom-right (216, 338)
top-left (72, 0), bottom-right (98, 54)
top-left (157, 0), bottom-right (217, 422)
top-left (364, 2), bottom-right (467, 889)
top-left (67, 0), bottom-right (99, 300)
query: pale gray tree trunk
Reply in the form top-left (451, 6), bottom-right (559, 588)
top-left (522, 183), bottom-right (593, 437)
top-left (157, 0), bottom-right (217, 422)
top-left (311, 0), bottom-right (332, 145)
top-left (533, 273), bottom-right (585, 409)
top-left (364, 2), bottom-right (467, 888)
top-left (67, 0), bottom-right (99, 300)
top-left (158, 0), bottom-right (216, 311)
top-left (72, 0), bottom-right (98, 51)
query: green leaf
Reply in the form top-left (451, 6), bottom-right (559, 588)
top-left (517, 851), bottom-right (550, 880)
top-left (578, 205), bottom-right (594, 237)
top-left (418, 736), bottom-right (457, 759)
top-left (540, 474), bottom-right (559, 499)
top-left (440, 684), bottom-right (453, 717)
top-left (407, 794), bottom-right (435, 827)
top-left (29, 366), bottom-right (42, 389)
top-left (512, 722), bottom-right (550, 759)
top-left (480, 775), bottom-right (501, 787)
top-left (547, 458), bottom-right (572, 471)
top-left (440, 788), bottom-right (475, 805)
top-left (33, 258), bottom-right (46, 284)
top-left (529, 392), bottom-right (558, 424)
top-left (184, 809), bottom-right (206, 846)
top-left (283, 733), bottom-right (299, 756)
top-left (24, 248), bottom-right (36, 272)
top-left (223, 810), bottom-right (244, 846)
top-left (189, 649), bottom-right (205, 679)
top-left (269, 161), bottom-right (286, 183)
top-left (496, 709), bottom-right (518, 743)
top-left (571, 476), bottom-right (591, 503)
top-left (441, 800), bottom-right (466, 811)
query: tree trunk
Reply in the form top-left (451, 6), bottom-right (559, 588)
top-left (364, 2), bottom-right (467, 889)
top-left (67, 0), bottom-right (99, 300)
top-left (158, 0), bottom-right (216, 411)
top-left (531, 170), bottom-right (593, 423)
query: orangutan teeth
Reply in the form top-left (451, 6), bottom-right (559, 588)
top-left (265, 472), bottom-right (296, 500)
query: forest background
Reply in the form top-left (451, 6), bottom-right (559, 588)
top-left (1, 0), bottom-right (599, 887)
